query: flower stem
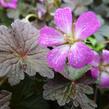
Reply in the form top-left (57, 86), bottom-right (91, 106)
top-left (0, 77), bottom-right (7, 85)
top-left (25, 14), bottom-right (37, 21)
top-left (94, 86), bottom-right (98, 102)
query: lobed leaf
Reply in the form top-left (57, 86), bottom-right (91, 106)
top-left (0, 90), bottom-right (12, 109)
top-left (0, 19), bottom-right (54, 85)
top-left (43, 77), bottom-right (97, 109)
top-left (61, 65), bottom-right (90, 81)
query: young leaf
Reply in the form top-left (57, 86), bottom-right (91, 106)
top-left (61, 65), bottom-right (90, 81)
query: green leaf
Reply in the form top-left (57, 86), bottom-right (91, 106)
top-left (103, 0), bottom-right (109, 4)
top-left (62, 65), bottom-right (90, 80)
top-left (95, 43), bottom-right (105, 51)
top-left (7, 9), bottom-right (20, 19)
top-left (100, 25), bottom-right (109, 37)
top-left (87, 37), bottom-right (97, 46)
top-left (43, 77), bottom-right (72, 106)
top-left (43, 77), bottom-right (97, 109)
top-left (77, 84), bottom-right (93, 94)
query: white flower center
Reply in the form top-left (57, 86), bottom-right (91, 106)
top-left (64, 34), bottom-right (79, 45)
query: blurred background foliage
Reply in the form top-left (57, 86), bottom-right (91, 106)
top-left (0, 0), bottom-right (109, 109)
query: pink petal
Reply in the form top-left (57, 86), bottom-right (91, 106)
top-left (102, 50), bottom-right (109, 64)
top-left (75, 11), bottom-right (100, 40)
top-left (99, 72), bottom-right (109, 88)
top-left (54, 7), bottom-right (72, 35)
top-left (90, 51), bottom-right (100, 67)
top-left (38, 26), bottom-right (65, 47)
top-left (0, 0), bottom-right (17, 9)
top-left (47, 45), bottom-right (70, 72)
top-left (68, 42), bottom-right (94, 68)
top-left (90, 67), bottom-right (99, 79)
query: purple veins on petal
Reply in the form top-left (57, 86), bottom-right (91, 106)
top-left (68, 42), bottom-right (94, 68)
top-left (75, 11), bottom-right (101, 40)
top-left (47, 45), bottom-right (70, 72)
top-left (54, 7), bottom-right (73, 35)
top-left (38, 26), bottom-right (65, 47)
top-left (38, 7), bottom-right (101, 72)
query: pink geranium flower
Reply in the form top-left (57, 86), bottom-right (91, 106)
top-left (90, 50), bottom-right (109, 88)
top-left (38, 7), bottom-right (100, 72)
top-left (0, 0), bottom-right (17, 9)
